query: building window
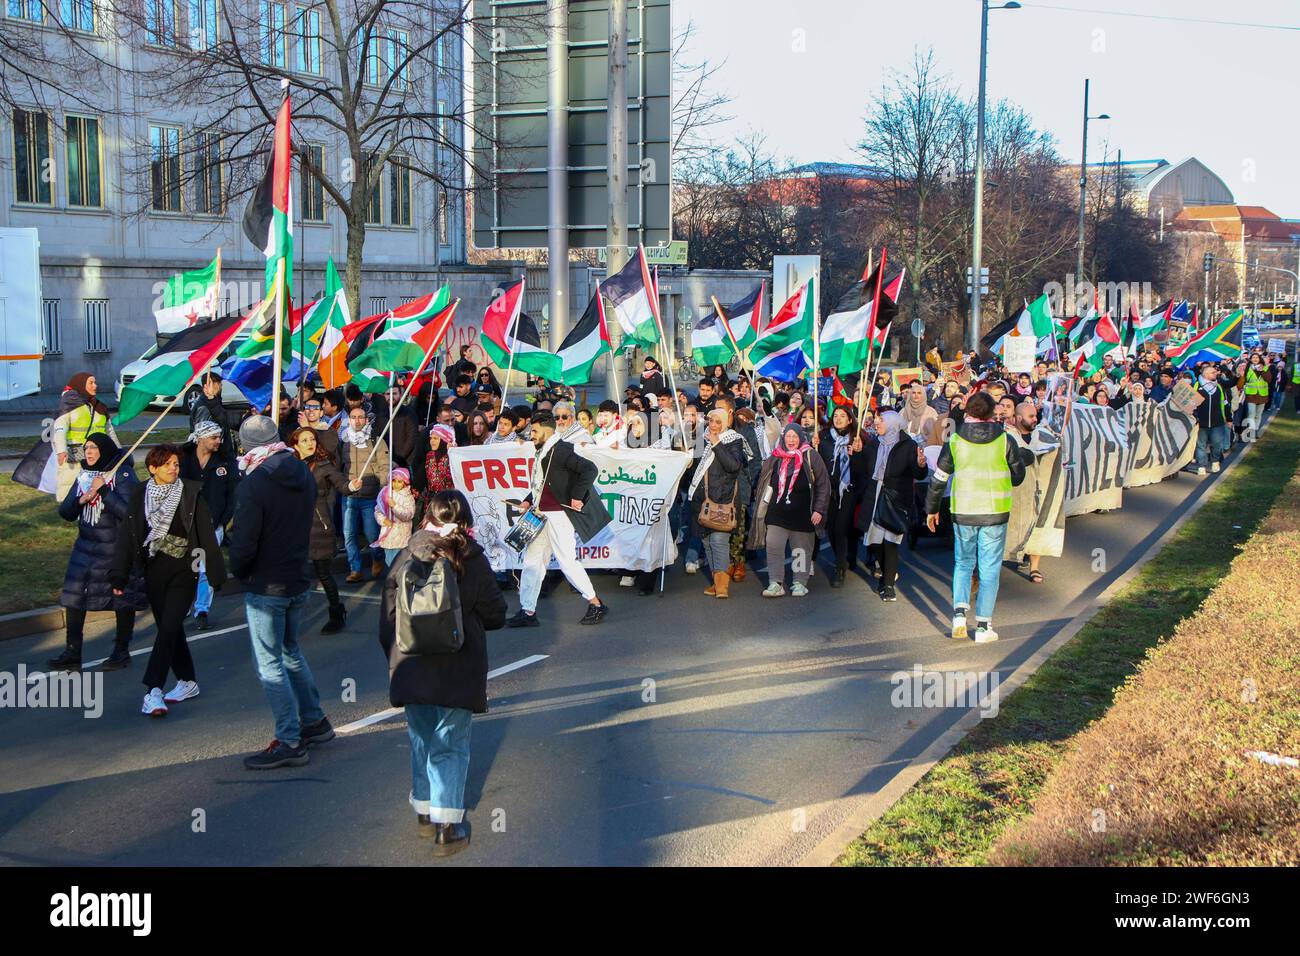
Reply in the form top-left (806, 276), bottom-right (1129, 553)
top-left (193, 130), bottom-right (223, 214)
top-left (42, 299), bottom-right (62, 355)
top-left (368, 297), bottom-right (387, 316)
top-left (296, 5), bottom-right (320, 74)
top-left (84, 299), bottom-right (111, 353)
top-left (360, 30), bottom-right (382, 85)
top-left (60, 0), bottom-right (94, 32)
top-left (301, 142), bottom-right (325, 221)
top-left (65, 115), bottom-right (102, 208)
top-left (389, 153), bottom-right (411, 226)
top-left (13, 108), bottom-right (52, 205)
top-left (188, 0), bottom-right (218, 50)
top-left (7, 0), bottom-right (42, 23)
top-left (435, 32), bottom-right (445, 72)
top-left (261, 0), bottom-right (287, 67)
top-left (363, 153), bottom-right (382, 225)
top-left (399, 295), bottom-right (420, 306)
top-left (438, 191), bottom-right (449, 245)
top-left (437, 99), bottom-right (447, 145)
top-left (150, 124), bottom-right (182, 212)
top-left (146, 0), bottom-right (179, 46)
top-left (388, 28), bottom-right (408, 91)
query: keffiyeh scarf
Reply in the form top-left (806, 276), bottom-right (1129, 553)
top-left (144, 479), bottom-right (183, 556)
top-left (238, 442), bottom-right (288, 474)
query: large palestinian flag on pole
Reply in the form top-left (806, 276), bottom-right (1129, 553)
top-left (751, 277), bottom-right (815, 381)
top-left (114, 309), bottom-right (257, 424)
top-left (242, 91), bottom-right (294, 304)
top-left (556, 287), bottom-right (613, 385)
top-left (819, 264), bottom-right (902, 375)
top-left (602, 246), bottom-right (660, 349)
top-left (480, 278), bottom-right (562, 381)
top-left (1168, 309), bottom-right (1243, 369)
top-left (347, 290), bottom-right (454, 392)
top-left (1129, 299), bottom-right (1171, 349)
top-left (695, 282), bottom-right (764, 367)
top-left (154, 253), bottom-right (220, 334)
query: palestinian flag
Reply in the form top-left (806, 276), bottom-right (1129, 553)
top-left (114, 309), bottom-right (256, 424)
top-left (557, 287), bottom-right (613, 385)
top-left (1068, 294), bottom-right (1099, 349)
top-left (602, 246), bottom-right (660, 349)
top-left (242, 93), bottom-right (294, 302)
top-left (348, 291), bottom-right (455, 393)
top-left (751, 277), bottom-right (815, 382)
top-left (480, 278), bottom-right (562, 381)
top-left (154, 253), bottom-right (220, 334)
top-left (819, 261), bottom-right (902, 375)
top-left (1129, 299), bottom-right (1171, 349)
top-left (1168, 309), bottom-right (1243, 369)
top-left (980, 293), bottom-right (1052, 358)
top-left (302, 256), bottom-right (350, 370)
top-left (1068, 311), bottom-right (1122, 375)
top-left (694, 282), bottom-right (764, 367)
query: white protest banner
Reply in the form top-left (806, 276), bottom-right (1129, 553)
top-left (1003, 335), bottom-right (1036, 374)
top-left (449, 443), bottom-right (689, 572)
top-left (1268, 338), bottom-right (1286, 355)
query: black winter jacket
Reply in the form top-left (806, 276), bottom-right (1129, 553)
top-left (180, 443), bottom-right (240, 529)
top-left (227, 450), bottom-right (316, 596)
top-left (307, 457), bottom-right (351, 561)
top-left (925, 420), bottom-right (1032, 526)
top-left (380, 535), bottom-right (508, 713)
top-left (111, 479), bottom-right (228, 590)
top-left (59, 462), bottom-right (148, 612)
top-left (528, 437), bottom-right (612, 544)
top-left (854, 435), bottom-right (928, 534)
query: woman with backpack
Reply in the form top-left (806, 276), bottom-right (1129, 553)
top-left (748, 422), bottom-right (830, 598)
top-left (380, 490), bottom-right (508, 857)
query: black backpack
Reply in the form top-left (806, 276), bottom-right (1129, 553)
top-left (396, 555), bottom-right (465, 655)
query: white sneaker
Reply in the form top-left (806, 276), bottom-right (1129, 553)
top-left (951, 615), bottom-right (969, 641)
top-left (1211, 461), bottom-right (1221, 474)
top-left (973, 623), bottom-right (1000, 643)
top-left (684, 561), bottom-right (699, 575)
top-left (790, 582), bottom-right (809, 597)
top-left (142, 688), bottom-right (167, 717)
top-left (762, 583), bottom-right (785, 598)
top-left (1196, 467), bottom-right (1207, 476)
top-left (163, 680), bottom-right (199, 703)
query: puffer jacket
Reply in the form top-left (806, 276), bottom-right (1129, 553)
top-left (58, 462), bottom-right (148, 612)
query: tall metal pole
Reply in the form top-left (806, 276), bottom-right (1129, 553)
top-left (970, 0), bottom-right (989, 352)
top-left (606, 0), bottom-right (628, 278)
top-left (546, 0), bottom-right (570, 349)
top-left (1076, 78), bottom-right (1090, 285)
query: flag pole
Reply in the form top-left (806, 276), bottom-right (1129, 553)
top-left (207, 246), bottom-right (223, 383)
top-left (270, 256), bottom-right (287, 425)
top-left (853, 250), bottom-right (873, 421)
top-left (498, 276), bottom-right (524, 411)
top-left (812, 277), bottom-right (821, 445)
top-left (857, 248), bottom-right (890, 434)
top-left (652, 288), bottom-right (687, 453)
top-left (360, 301), bottom-right (459, 474)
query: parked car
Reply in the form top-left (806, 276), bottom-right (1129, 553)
top-left (116, 335), bottom-right (251, 413)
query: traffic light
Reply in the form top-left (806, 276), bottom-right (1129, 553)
top-left (1203, 252), bottom-right (1213, 273)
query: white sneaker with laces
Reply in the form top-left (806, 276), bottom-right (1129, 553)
top-left (951, 615), bottom-right (969, 641)
top-left (762, 583), bottom-right (785, 598)
top-left (684, 561), bottom-right (699, 575)
top-left (164, 680), bottom-right (200, 703)
top-left (973, 623), bottom-right (1000, 643)
top-left (1196, 467), bottom-right (1207, 476)
top-left (142, 688), bottom-right (168, 717)
top-left (1211, 461), bottom-right (1221, 474)
top-left (619, 575), bottom-right (635, 587)
top-left (790, 582), bottom-right (809, 597)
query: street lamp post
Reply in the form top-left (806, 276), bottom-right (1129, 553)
top-left (1076, 78), bottom-right (1110, 290)
top-left (970, 0), bottom-right (1020, 352)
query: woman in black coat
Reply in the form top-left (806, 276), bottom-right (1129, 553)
top-left (46, 433), bottom-right (148, 672)
top-left (111, 443), bottom-right (226, 717)
top-left (686, 407), bottom-right (749, 598)
top-left (290, 426), bottom-right (351, 634)
top-left (380, 490), bottom-right (507, 857)
top-left (818, 405), bottom-right (872, 587)
top-left (637, 356), bottom-right (667, 397)
top-left (855, 410), bottom-right (928, 601)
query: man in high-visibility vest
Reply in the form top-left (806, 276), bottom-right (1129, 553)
top-left (925, 390), bottom-right (1032, 643)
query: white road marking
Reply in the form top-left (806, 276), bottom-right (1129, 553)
top-left (27, 624), bottom-right (250, 680)
top-left (335, 654), bottom-right (550, 734)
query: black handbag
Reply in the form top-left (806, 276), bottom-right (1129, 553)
top-left (872, 486), bottom-right (911, 537)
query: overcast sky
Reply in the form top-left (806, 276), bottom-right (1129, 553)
top-left (675, 0), bottom-right (1299, 217)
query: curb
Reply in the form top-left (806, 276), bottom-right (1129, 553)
top-left (797, 411), bottom-right (1282, 867)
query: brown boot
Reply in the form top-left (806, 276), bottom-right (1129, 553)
top-left (372, 559), bottom-right (386, 579)
top-left (731, 558), bottom-right (746, 582)
top-left (704, 575), bottom-right (717, 596)
top-left (713, 571), bottom-right (730, 599)
top-left (345, 571), bottom-right (364, 584)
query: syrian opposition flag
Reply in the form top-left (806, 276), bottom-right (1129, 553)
top-left (348, 290), bottom-right (455, 392)
top-left (154, 253), bottom-right (220, 334)
top-left (115, 309), bottom-right (256, 424)
top-left (242, 92), bottom-right (294, 303)
top-left (480, 278), bottom-right (562, 381)
top-left (556, 287), bottom-right (613, 385)
top-left (694, 282), bottom-right (764, 367)
top-left (1168, 309), bottom-right (1243, 369)
top-left (602, 246), bottom-right (661, 349)
top-left (1068, 311), bottom-right (1122, 375)
top-left (751, 277), bottom-right (815, 382)
top-left (819, 263), bottom-right (902, 375)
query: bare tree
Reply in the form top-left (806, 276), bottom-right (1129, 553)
top-left (0, 1), bottom-right (119, 112)
top-left (671, 18), bottom-right (732, 175)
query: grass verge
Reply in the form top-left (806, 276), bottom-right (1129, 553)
top-left (0, 428), bottom-right (191, 456)
top-left (836, 412), bottom-right (1300, 866)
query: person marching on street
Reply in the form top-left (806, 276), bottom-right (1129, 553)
top-left (506, 411), bottom-right (610, 628)
top-left (687, 407), bottom-right (750, 599)
top-left (1191, 362), bottom-right (1233, 475)
top-left (857, 410), bottom-right (927, 602)
top-left (290, 426), bottom-right (351, 635)
top-left (1241, 352), bottom-right (1271, 441)
top-left (48, 433), bottom-right (147, 672)
top-left (180, 420), bottom-right (239, 631)
top-left (338, 405), bottom-right (390, 581)
top-left (819, 404), bottom-right (869, 587)
top-left (924, 391), bottom-right (1031, 643)
top-left (228, 416), bottom-right (334, 770)
top-left (111, 443), bottom-right (226, 716)
top-left (748, 422), bottom-right (830, 598)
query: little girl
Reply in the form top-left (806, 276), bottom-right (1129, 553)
top-left (375, 467), bottom-right (417, 567)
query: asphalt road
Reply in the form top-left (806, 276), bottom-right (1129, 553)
top-left (0, 424), bottom-right (1264, 866)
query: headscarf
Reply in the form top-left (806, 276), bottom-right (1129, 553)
top-left (65, 372), bottom-right (111, 417)
top-left (770, 423), bottom-right (811, 505)
top-left (830, 420), bottom-right (853, 500)
top-left (75, 432), bottom-right (124, 525)
top-left (377, 467), bottom-right (412, 520)
top-left (873, 410), bottom-right (904, 482)
top-left (901, 386), bottom-right (937, 437)
top-left (188, 420), bottom-right (223, 444)
top-left (144, 478), bottom-right (184, 556)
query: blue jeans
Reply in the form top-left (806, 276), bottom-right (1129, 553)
top-left (244, 590), bottom-right (324, 747)
top-left (384, 547), bottom-right (402, 567)
top-left (952, 522), bottom-right (1008, 622)
top-left (342, 495), bottom-right (380, 572)
top-left (406, 704), bottom-right (472, 823)
top-left (1194, 424), bottom-right (1229, 469)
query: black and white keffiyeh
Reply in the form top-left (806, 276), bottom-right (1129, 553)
top-left (144, 479), bottom-right (183, 556)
